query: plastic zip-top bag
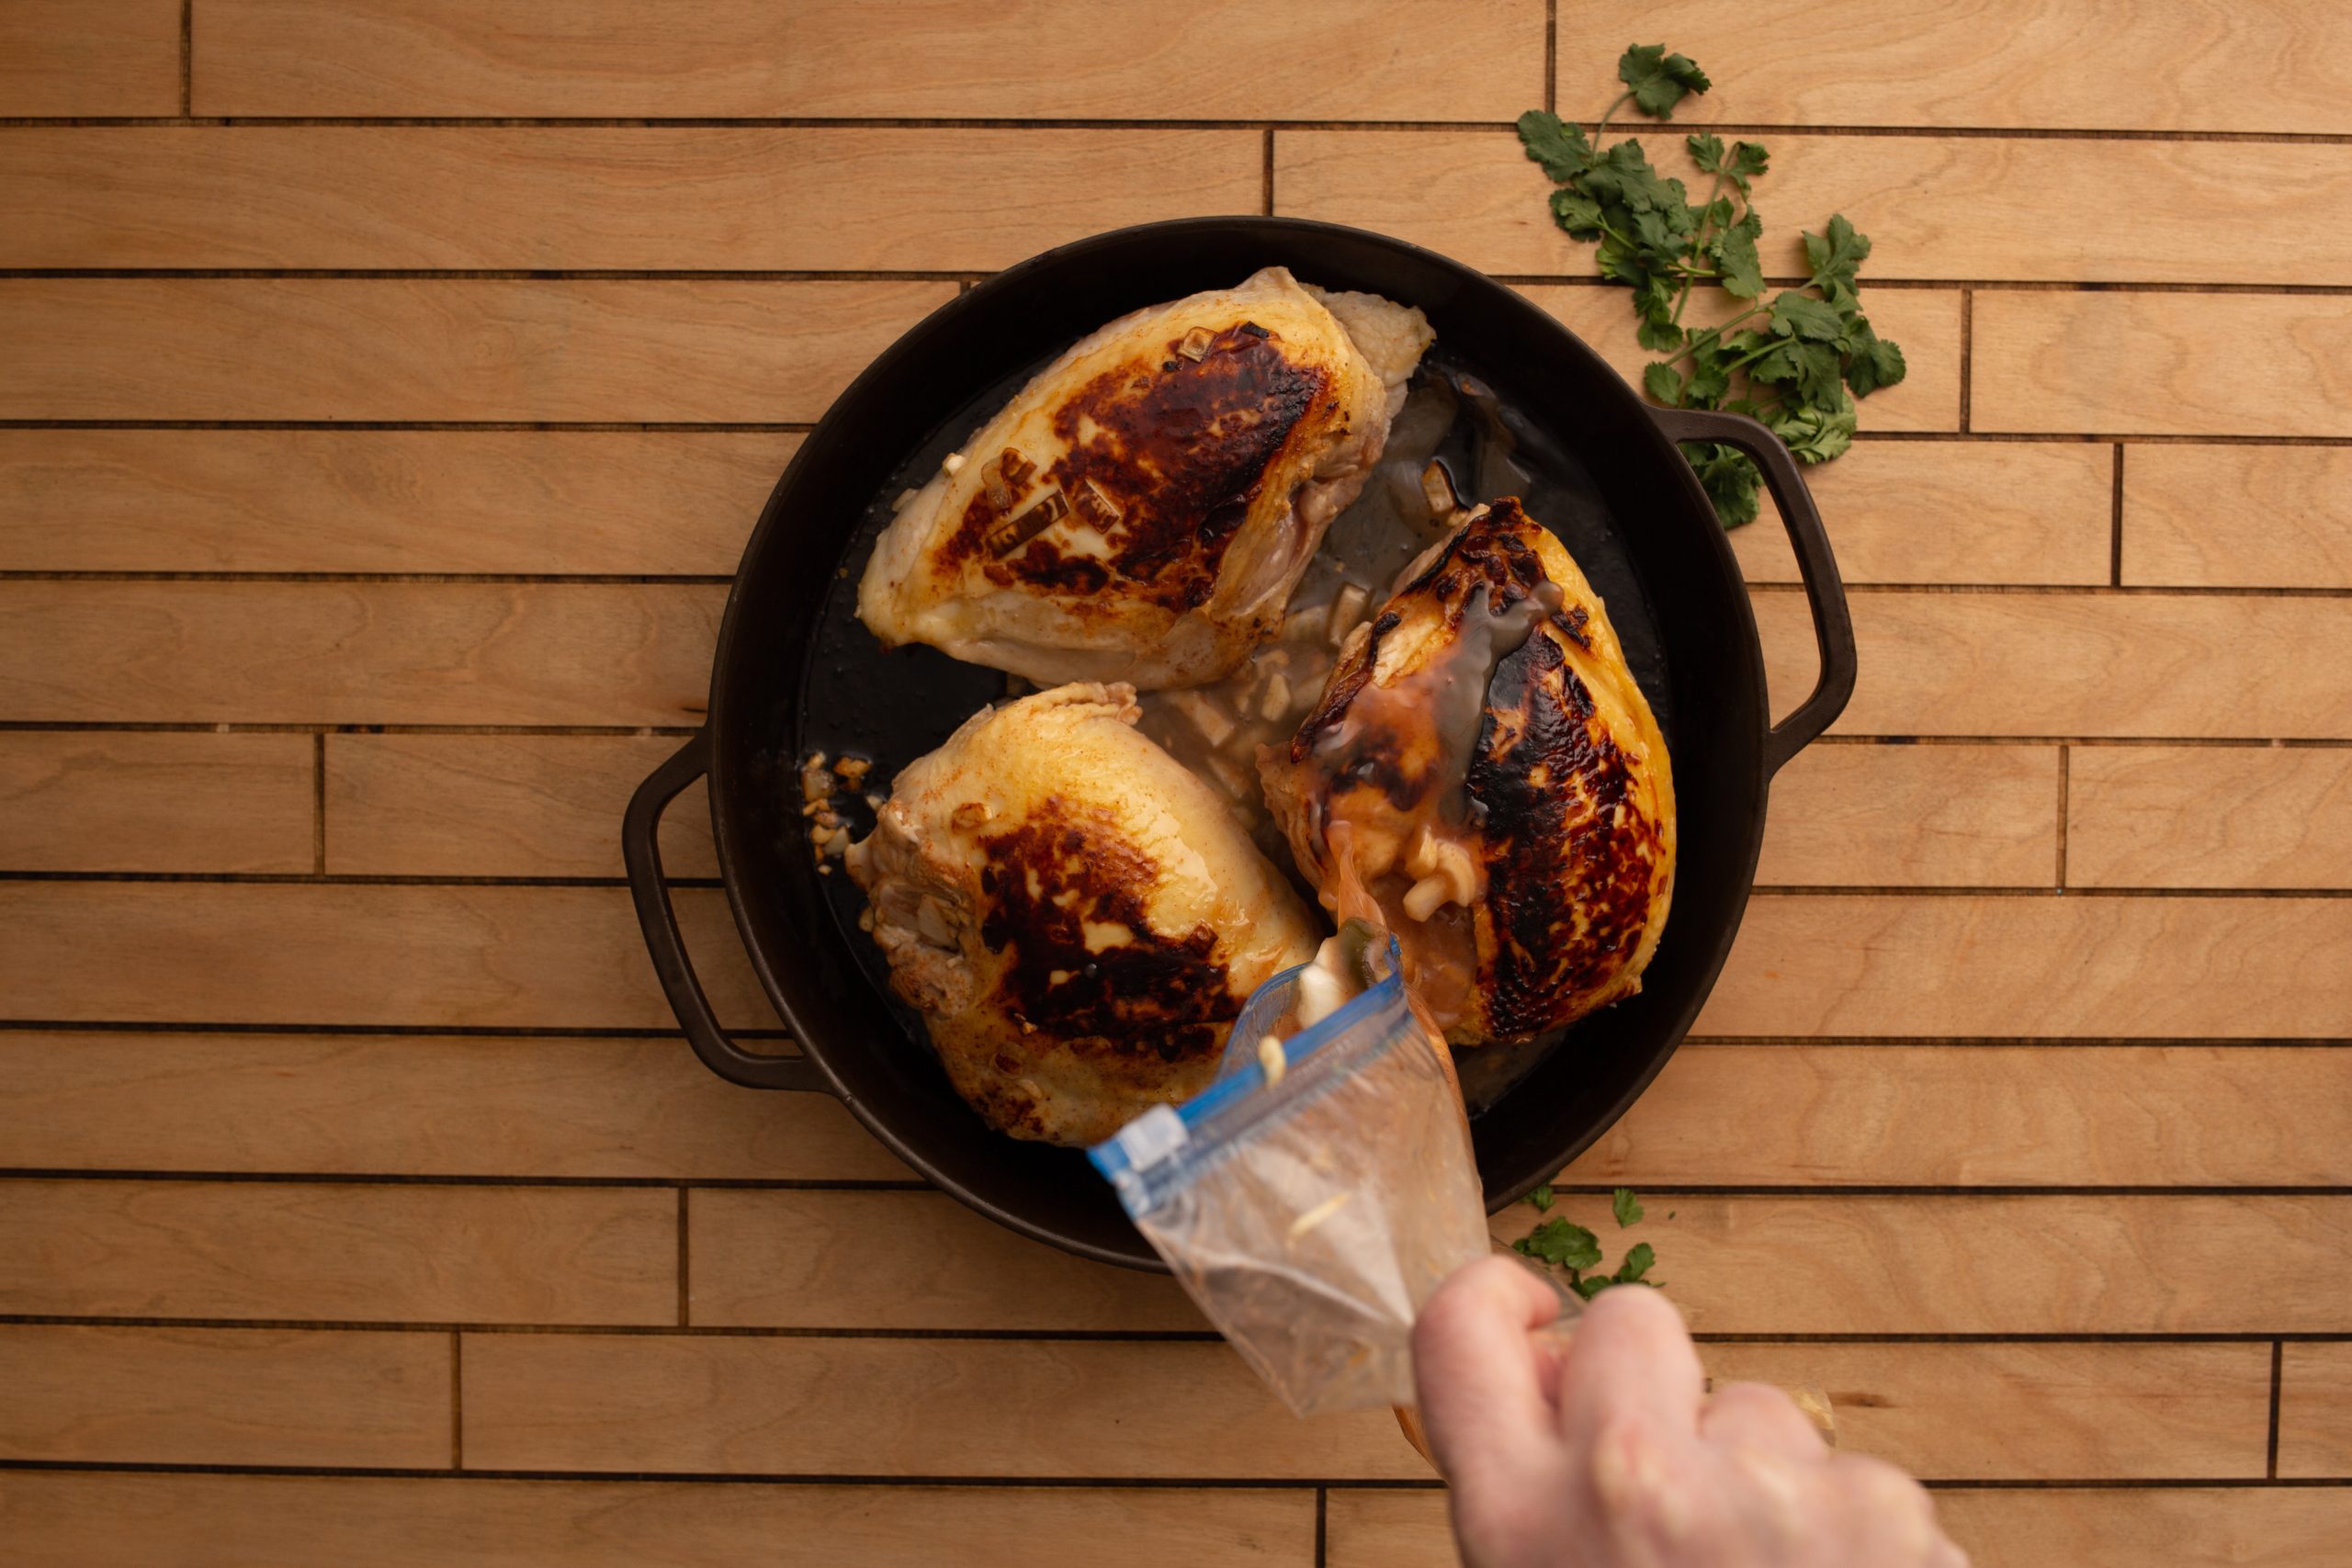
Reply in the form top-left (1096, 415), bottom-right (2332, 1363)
top-left (1088, 931), bottom-right (1496, 1416)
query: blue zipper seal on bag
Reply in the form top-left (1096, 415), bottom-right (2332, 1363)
top-left (1087, 940), bottom-right (1412, 1218)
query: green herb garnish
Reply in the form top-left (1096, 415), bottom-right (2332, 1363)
top-left (1512, 1188), bottom-right (1664, 1299)
top-left (1517, 45), bottom-right (1905, 528)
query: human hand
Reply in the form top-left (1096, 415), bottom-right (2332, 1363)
top-left (1411, 1256), bottom-right (1967, 1568)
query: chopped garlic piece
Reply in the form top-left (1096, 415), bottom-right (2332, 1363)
top-left (1257, 1034), bottom-right (1286, 1084)
top-left (1286, 1190), bottom-right (1353, 1241)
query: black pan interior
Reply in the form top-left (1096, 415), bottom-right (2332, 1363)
top-left (707, 220), bottom-right (1770, 1269)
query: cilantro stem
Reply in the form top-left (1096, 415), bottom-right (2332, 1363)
top-left (1666, 303), bottom-right (1768, 367)
top-left (1590, 89), bottom-right (1635, 146)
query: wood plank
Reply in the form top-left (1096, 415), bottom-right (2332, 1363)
top-left (0, 1472), bottom-right (1316, 1568)
top-left (1696, 893), bottom-right (2352, 1038)
top-left (0, 1325), bottom-right (448, 1469)
top-left (1757, 591), bottom-right (2352, 739)
top-left (0, 0), bottom-right (181, 115)
top-left (1565, 1045), bottom-right (2352, 1187)
top-left (1494, 1194), bottom-right (2352, 1335)
top-left (1939, 1488), bottom-right (2352, 1568)
top-left (0, 1033), bottom-right (906, 1181)
top-left (0, 277), bottom-right (953, 423)
top-left (0, 581), bottom-right (723, 727)
top-left (1278, 129), bottom-right (2352, 285)
top-left (0, 1179), bottom-right (674, 1324)
top-left (1328, 1486), bottom-right (2352, 1568)
top-left (1972, 292), bottom-right (2352, 437)
top-left (461, 1334), bottom-right (1426, 1479)
top-left (0, 884), bottom-right (775, 1030)
top-left (2067, 746), bottom-right (2352, 889)
top-left (1525, 284), bottom-right (1961, 433)
top-left (1729, 441), bottom-right (2114, 588)
top-left (1702, 1341), bottom-right (2268, 1481)
top-left (191, 0), bottom-right (1541, 118)
top-left (688, 1190), bottom-right (1200, 1331)
top-left (1758, 744), bottom-right (2059, 886)
top-left (2278, 1342), bottom-right (2352, 1478)
top-left (326, 734), bottom-right (717, 878)
top-left (0, 429), bottom-right (789, 574)
top-left (2, 125), bottom-right (1262, 270)
top-left (0, 731), bottom-right (313, 873)
top-left (2121, 444), bottom-right (2352, 589)
top-left (1566, 0), bottom-right (2352, 135)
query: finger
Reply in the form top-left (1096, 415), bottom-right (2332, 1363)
top-left (1699, 1380), bottom-right (1830, 1458)
top-left (1822, 1451), bottom-right (1946, 1567)
top-left (1554, 1283), bottom-right (1706, 1446)
top-left (1411, 1255), bottom-right (1565, 1487)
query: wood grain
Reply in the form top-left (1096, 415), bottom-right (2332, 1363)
top-left (191, 0), bottom-right (1542, 118)
top-left (1758, 744), bottom-right (2059, 886)
top-left (2066, 746), bottom-right (2352, 889)
top-left (1, 126), bottom-right (1262, 270)
top-left (1702, 1341), bottom-right (2268, 1481)
top-left (460, 1334), bottom-right (1425, 1480)
top-left (0, 1033), bottom-right (906, 1181)
top-left (1696, 893), bottom-right (2352, 1038)
top-left (1757, 591), bottom-right (2352, 739)
top-left (2278, 1342), bottom-right (2352, 1478)
top-left (1525, 284), bottom-right (1962, 433)
top-left (688, 1190), bottom-right (1201, 1331)
top-left (1278, 129), bottom-right (2352, 284)
top-left (0, 0), bottom-right (181, 115)
top-left (2121, 444), bottom-right (2352, 589)
top-left (1564, 1), bottom-right (2352, 134)
top-left (326, 734), bottom-right (717, 878)
top-left (0, 429), bottom-right (791, 574)
top-left (1728, 441), bottom-right (2113, 587)
top-left (1565, 1044), bottom-right (2352, 1187)
top-left (1327, 1486), bottom-right (2352, 1568)
top-left (1972, 292), bottom-right (2352, 436)
top-left (0, 1179), bottom-right (674, 1324)
top-left (0, 278), bottom-right (954, 422)
top-left (0, 884), bottom-right (775, 1030)
top-left (0, 581), bottom-right (723, 727)
top-left (0, 1473), bottom-right (1317, 1568)
top-left (0, 1325), bottom-right (449, 1468)
top-left (1494, 1194), bottom-right (2352, 1335)
top-left (0, 731), bottom-right (313, 873)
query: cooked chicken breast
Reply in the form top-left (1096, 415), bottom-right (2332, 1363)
top-left (1259, 500), bottom-right (1675, 1046)
top-left (859, 267), bottom-right (1432, 690)
top-left (846, 682), bottom-right (1323, 1145)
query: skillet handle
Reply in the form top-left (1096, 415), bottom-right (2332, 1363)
top-left (624, 731), bottom-right (831, 1093)
top-left (1650, 406), bottom-right (1858, 776)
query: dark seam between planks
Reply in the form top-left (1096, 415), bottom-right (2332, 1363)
top-left (449, 1331), bottom-right (463, 1472)
top-left (676, 1189), bottom-right (690, 1328)
top-left (2268, 1342), bottom-right (2285, 1479)
top-left (4, 1315), bottom-right (2347, 1346)
top-left (310, 734), bottom-right (325, 875)
top-left (11, 116), bottom-right (2352, 142)
top-left (1957, 288), bottom-right (1973, 432)
top-left (2054, 744), bottom-right (2071, 887)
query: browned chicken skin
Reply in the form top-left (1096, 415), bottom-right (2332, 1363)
top-left (1260, 500), bottom-right (1677, 1045)
top-left (859, 267), bottom-right (1430, 690)
top-left (847, 682), bottom-right (1322, 1145)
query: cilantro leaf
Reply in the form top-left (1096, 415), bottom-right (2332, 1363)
top-left (1613, 1242), bottom-right (1657, 1283)
top-left (1513, 1218), bottom-right (1602, 1271)
top-left (1612, 1188), bottom-right (1645, 1228)
top-left (1517, 109), bottom-right (1597, 183)
top-left (1727, 141), bottom-right (1770, 183)
top-left (1528, 1183), bottom-right (1555, 1213)
top-left (1683, 441), bottom-right (1762, 529)
top-left (1771, 396), bottom-right (1858, 464)
top-left (1713, 226), bottom-right (1764, 298)
top-left (1550, 186), bottom-right (1605, 238)
top-left (1644, 362), bottom-right (1686, 405)
top-left (1803, 214), bottom-right (1871, 282)
top-left (1618, 43), bottom-right (1712, 119)
top-left (1686, 131), bottom-right (1725, 173)
top-left (1845, 321), bottom-right (1908, 397)
top-left (1571, 1273), bottom-right (1612, 1301)
top-left (1770, 290), bottom-right (1847, 342)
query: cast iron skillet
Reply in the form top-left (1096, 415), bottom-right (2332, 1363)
top-left (624, 217), bottom-right (1856, 1270)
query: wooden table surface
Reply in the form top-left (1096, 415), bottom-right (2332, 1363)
top-left (5, 3), bottom-right (2350, 1563)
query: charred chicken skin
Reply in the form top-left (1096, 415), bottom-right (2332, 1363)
top-left (858, 267), bottom-right (1430, 690)
top-left (846, 682), bottom-right (1322, 1145)
top-left (1259, 500), bottom-right (1676, 1045)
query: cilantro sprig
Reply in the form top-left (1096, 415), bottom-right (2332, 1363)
top-left (1514, 1186), bottom-right (1661, 1301)
top-left (1517, 46), bottom-right (1905, 528)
